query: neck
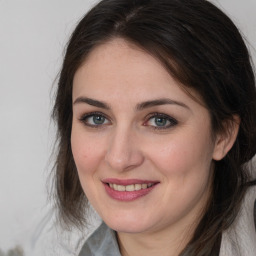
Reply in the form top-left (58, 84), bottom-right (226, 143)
top-left (117, 219), bottom-right (196, 256)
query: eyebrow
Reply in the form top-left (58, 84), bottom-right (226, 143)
top-left (73, 97), bottom-right (111, 110)
top-left (136, 98), bottom-right (189, 111)
top-left (73, 97), bottom-right (190, 111)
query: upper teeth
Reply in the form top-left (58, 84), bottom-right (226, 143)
top-left (109, 183), bottom-right (153, 192)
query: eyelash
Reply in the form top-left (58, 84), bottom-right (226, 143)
top-left (144, 113), bottom-right (178, 130)
top-left (79, 112), bottom-right (111, 128)
top-left (79, 112), bottom-right (178, 130)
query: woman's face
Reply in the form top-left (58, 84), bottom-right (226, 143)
top-left (71, 38), bottom-right (221, 235)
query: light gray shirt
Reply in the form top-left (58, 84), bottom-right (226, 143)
top-left (78, 222), bottom-right (121, 256)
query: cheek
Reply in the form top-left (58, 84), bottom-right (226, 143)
top-left (147, 134), bottom-right (214, 218)
top-left (71, 128), bottom-right (104, 177)
top-left (148, 131), bottom-right (214, 179)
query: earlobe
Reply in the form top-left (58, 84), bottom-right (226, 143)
top-left (212, 115), bottom-right (240, 161)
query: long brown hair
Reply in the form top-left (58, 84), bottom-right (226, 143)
top-left (52, 0), bottom-right (256, 255)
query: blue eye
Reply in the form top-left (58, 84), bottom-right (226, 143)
top-left (79, 112), bottom-right (110, 127)
top-left (146, 114), bottom-right (177, 129)
top-left (91, 115), bottom-right (106, 125)
top-left (154, 117), bottom-right (168, 127)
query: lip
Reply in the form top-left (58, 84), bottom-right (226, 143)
top-left (102, 178), bottom-right (159, 186)
top-left (102, 178), bottom-right (159, 201)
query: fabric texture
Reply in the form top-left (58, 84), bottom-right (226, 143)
top-left (79, 186), bottom-right (256, 256)
top-left (219, 186), bottom-right (256, 256)
top-left (78, 222), bottom-right (121, 256)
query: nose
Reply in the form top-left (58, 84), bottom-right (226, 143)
top-left (104, 126), bottom-right (144, 172)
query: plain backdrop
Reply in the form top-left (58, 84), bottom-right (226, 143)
top-left (0, 0), bottom-right (255, 254)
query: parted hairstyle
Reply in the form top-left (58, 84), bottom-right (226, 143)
top-left (52, 0), bottom-right (256, 255)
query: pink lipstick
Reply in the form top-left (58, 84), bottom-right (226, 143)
top-left (102, 178), bottom-right (159, 201)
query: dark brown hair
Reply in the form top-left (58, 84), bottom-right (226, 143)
top-left (52, 0), bottom-right (256, 255)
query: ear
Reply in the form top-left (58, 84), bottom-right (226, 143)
top-left (212, 115), bottom-right (240, 161)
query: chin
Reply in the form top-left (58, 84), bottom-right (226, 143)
top-left (103, 214), bottom-right (153, 233)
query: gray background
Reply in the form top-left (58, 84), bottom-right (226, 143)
top-left (0, 0), bottom-right (255, 254)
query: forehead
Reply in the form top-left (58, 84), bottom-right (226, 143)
top-left (72, 38), bottom-right (203, 109)
top-left (74, 38), bottom-right (172, 87)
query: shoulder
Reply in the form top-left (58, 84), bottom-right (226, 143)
top-left (78, 222), bottom-right (121, 256)
top-left (24, 206), bottom-right (87, 256)
top-left (220, 186), bottom-right (256, 256)
top-left (24, 205), bottom-right (101, 256)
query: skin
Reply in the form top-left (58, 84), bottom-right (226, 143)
top-left (71, 38), bottom-right (238, 256)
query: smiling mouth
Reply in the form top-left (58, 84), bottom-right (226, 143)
top-left (102, 178), bottom-right (159, 201)
top-left (108, 183), bottom-right (154, 192)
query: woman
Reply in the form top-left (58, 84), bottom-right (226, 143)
top-left (52, 0), bottom-right (256, 255)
